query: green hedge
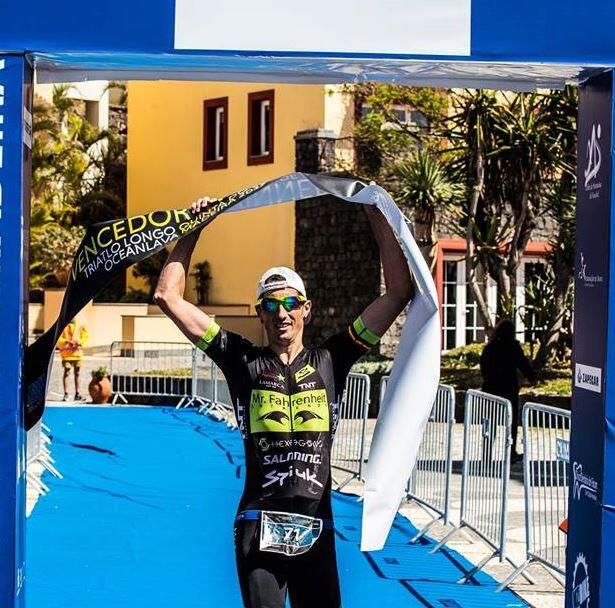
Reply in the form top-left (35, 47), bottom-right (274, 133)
top-left (352, 342), bottom-right (572, 399)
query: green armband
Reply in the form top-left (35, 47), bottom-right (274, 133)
top-left (351, 316), bottom-right (381, 348)
top-left (195, 322), bottom-right (221, 351)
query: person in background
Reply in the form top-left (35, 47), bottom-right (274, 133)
top-left (57, 317), bottom-right (89, 401)
top-left (480, 319), bottom-right (535, 463)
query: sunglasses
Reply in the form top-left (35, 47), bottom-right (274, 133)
top-left (257, 295), bottom-right (307, 313)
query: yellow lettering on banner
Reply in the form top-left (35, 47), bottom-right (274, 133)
top-left (96, 226), bottom-right (113, 248)
top-left (148, 210), bottom-right (171, 227)
top-left (173, 209), bottom-right (192, 223)
top-left (96, 226), bottom-right (112, 248)
top-left (112, 220), bottom-right (126, 241)
top-left (83, 236), bottom-right (98, 263)
top-left (77, 250), bottom-right (86, 273)
top-left (128, 215), bottom-right (147, 235)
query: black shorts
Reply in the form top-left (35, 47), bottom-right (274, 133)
top-left (234, 519), bottom-right (341, 608)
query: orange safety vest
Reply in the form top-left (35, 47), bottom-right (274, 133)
top-left (57, 322), bottom-right (88, 361)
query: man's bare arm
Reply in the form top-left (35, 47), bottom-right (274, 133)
top-left (154, 199), bottom-right (214, 344)
top-left (360, 205), bottom-right (413, 336)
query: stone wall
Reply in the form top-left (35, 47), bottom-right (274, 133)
top-left (295, 129), bottom-right (338, 175)
top-left (294, 130), bottom-right (407, 357)
top-left (294, 196), bottom-right (381, 347)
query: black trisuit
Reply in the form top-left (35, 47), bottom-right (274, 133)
top-left (196, 317), bottom-right (379, 608)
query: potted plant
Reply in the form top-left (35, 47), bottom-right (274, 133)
top-left (89, 366), bottom-right (111, 404)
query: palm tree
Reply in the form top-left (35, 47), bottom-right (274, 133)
top-left (447, 90), bottom-right (500, 329)
top-left (387, 149), bottom-right (463, 272)
top-left (30, 85), bottom-right (125, 291)
top-left (532, 87), bottom-right (577, 368)
top-left (448, 90), bottom-right (572, 329)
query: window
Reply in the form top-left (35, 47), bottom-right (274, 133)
top-left (465, 284), bottom-right (486, 345)
top-left (407, 110), bottom-right (429, 132)
top-left (203, 97), bottom-right (228, 170)
top-left (443, 261), bottom-right (457, 350)
top-left (361, 104), bottom-right (429, 133)
top-left (248, 90), bottom-right (274, 165)
top-left (84, 100), bottom-right (100, 128)
top-left (441, 257), bottom-right (492, 350)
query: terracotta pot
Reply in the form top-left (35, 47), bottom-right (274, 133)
top-left (88, 376), bottom-right (111, 404)
top-left (53, 266), bottom-right (71, 286)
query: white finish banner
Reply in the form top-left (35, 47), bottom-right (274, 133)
top-left (174, 0), bottom-right (471, 56)
top-left (225, 173), bottom-right (441, 550)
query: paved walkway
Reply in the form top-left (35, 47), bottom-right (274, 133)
top-left (338, 421), bottom-right (565, 608)
top-left (28, 407), bottom-right (528, 608)
top-left (39, 354), bottom-right (565, 607)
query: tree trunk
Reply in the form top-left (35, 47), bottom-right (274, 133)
top-left (413, 211), bottom-right (438, 274)
top-left (502, 179), bottom-right (535, 323)
top-left (466, 152), bottom-right (493, 331)
top-left (533, 249), bottom-right (573, 370)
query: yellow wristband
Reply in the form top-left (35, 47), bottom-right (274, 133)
top-left (195, 322), bottom-right (221, 351)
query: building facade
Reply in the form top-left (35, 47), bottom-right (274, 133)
top-left (35, 80), bottom-right (111, 130)
top-left (127, 81), bottom-right (344, 307)
top-left (127, 82), bottom-right (552, 350)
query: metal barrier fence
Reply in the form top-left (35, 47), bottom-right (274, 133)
top-left (26, 420), bottom-right (62, 498)
top-left (193, 351), bottom-right (237, 427)
top-left (431, 389), bottom-right (524, 584)
top-left (109, 341), bottom-right (194, 404)
top-left (103, 340), bottom-right (571, 589)
top-left (381, 376), bottom-right (456, 542)
top-left (331, 372), bottom-right (370, 489)
top-left (497, 402), bottom-right (570, 590)
top-left (177, 346), bottom-right (217, 410)
top-left (108, 340), bottom-right (235, 426)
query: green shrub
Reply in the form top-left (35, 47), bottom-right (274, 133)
top-left (30, 224), bottom-right (86, 287)
top-left (351, 358), bottom-right (394, 376)
top-left (133, 368), bottom-right (192, 377)
top-left (441, 343), bottom-right (484, 369)
top-left (118, 287), bottom-right (149, 303)
top-left (440, 367), bottom-right (482, 392)
top-left (351, 341), bottom-right (572, 400)
top-left (91, 366), bottom-right (109, 380)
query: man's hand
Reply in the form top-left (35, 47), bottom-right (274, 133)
top-left (186, 196), bottom-right (217, 237)
top-left (188, 196), bottom-right (216, 215)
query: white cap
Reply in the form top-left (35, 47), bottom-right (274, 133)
top-left (256, 266), bottom-right (306, 300)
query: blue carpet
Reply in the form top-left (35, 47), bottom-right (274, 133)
top-left (27, 407), bottom-right (528, 607)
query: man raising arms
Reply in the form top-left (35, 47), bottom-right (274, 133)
top-left (155, 199), bottom-right (412, 608)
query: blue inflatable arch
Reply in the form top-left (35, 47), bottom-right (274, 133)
top-left (1, 2), bottom-right (615, 606)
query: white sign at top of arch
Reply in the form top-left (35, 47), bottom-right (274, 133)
top-left (174, 0), bottom-right (471, 56)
